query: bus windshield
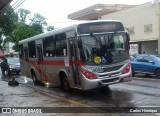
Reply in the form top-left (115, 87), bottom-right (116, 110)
top-left (78, 32), bottom-right (129, 65)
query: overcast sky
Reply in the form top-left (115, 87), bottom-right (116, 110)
top-left (11, 0), bottom-right (153, 28)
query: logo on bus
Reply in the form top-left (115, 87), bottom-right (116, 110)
top-left (94, 56), bottom-right (102, 64)
top-left (87, 67), bottom-right (104, 73)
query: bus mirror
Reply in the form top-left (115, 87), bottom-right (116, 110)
top-left (78, 39), bottom-right (82, 49)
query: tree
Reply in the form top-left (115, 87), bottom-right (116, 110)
top-left (17, 8), bottom-right (30, 23)
top-left (31, 23), bottom-right (43, 33)
top-left (0, 5), bottom-right (18, 50)
top-left (4, 22), bottom-right (40, 51)
top-left (8, 10), bottom-right (51, 51)
top-left (0, 5), bottom-right (18, 36)
top-left (1, 7), bottom-right (54, 52)
top-left (30, 13), bottom-right (48, 33)
top-left (30, 13), bottom-right (47, 26)
top-left (46, 26), bottom-right (54, 31)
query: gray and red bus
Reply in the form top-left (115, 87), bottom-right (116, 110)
top-left (19, 20), bottom-right (132, 91)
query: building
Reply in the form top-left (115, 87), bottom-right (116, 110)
top-left (68, 4), bottom-right (135, 20)
top-left (68, 1), bottom-right (160, 55)
top-left (101, 1), bottom-right (160, 55)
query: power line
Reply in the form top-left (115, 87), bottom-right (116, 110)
top-left (11, 0), bottom-right (26, 10)
top-left (13, 0), bottom-right (25, 10)
top-left (11, 0), bottom-right (20, 7)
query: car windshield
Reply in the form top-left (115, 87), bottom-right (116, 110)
top-left (154, 56), bottom-right (160, 62)
top-left (78, 32), bottom-right (129, 65)
top-left (7, 58), bottom-right (20, 64)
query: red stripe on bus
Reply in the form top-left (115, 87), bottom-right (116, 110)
top-left (20, 59), bottom-right (84, 83)
top-left (30, 60), bottom-right (84, 66)
top-left (25, 60), bottom-right (64, 66)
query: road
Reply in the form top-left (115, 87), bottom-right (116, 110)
top-left (18, 74), bottom-right (160, 106)
top-left (1, 73), bottom-right (160, 115)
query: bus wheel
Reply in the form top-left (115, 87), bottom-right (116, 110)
top-left (61, 77), bottom-right (70, 92)
top-left (31, 72), bottom-right (38, 85)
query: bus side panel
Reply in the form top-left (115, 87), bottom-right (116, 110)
top-left (20, 59), bottom-right (32, 79)
top-left (43, 57), bottom-right (70, 86)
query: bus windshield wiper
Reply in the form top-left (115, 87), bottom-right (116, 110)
top-left (90, 33), bottom-right (101, 48)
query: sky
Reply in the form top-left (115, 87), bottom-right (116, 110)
top-left (11, 0), bottom-right (153, 28)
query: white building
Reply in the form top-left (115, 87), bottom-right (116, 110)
top-left (101, 1), bottom-right (159, 55)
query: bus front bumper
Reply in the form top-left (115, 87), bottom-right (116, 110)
top-left (80, 70), bottom-right (132, 90)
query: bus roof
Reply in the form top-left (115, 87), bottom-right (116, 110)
top-left (19, 20), bottom-right (123, 45)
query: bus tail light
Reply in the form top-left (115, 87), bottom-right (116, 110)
top-left (81, 69), bottom-right (97, 79)
top-left (122, 64), bottom-right (130, 74)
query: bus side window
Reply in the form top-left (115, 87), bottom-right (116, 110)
top-left (55, 33), bottom-right (67, 57)
top-left (28, 41), bottom-right (36, 58)
top-left (43, 36), bottom-right (55, 57)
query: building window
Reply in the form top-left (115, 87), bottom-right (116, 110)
top-left (128, 27), bottom-right (135, 35)
top-left (144, 24), bottom-right (152, 32)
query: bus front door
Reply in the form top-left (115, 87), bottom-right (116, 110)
top-left (36, 45), bottom-right (47, 82)
top-left (69, 39), bottom-right (81, 87)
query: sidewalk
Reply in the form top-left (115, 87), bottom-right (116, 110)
top-left (0, 77), bottom-right (78, 115)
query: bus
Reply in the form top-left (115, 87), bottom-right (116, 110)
top-left (19, 20), bottom-right (132, 91)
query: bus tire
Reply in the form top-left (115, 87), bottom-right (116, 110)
top-left (31, 71), bottom-right (38, 85)
top-left (60, 76), bottom-right (70, 92)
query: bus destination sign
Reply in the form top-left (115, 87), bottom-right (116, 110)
top-left (77, 22), bottom-right (124, 34)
